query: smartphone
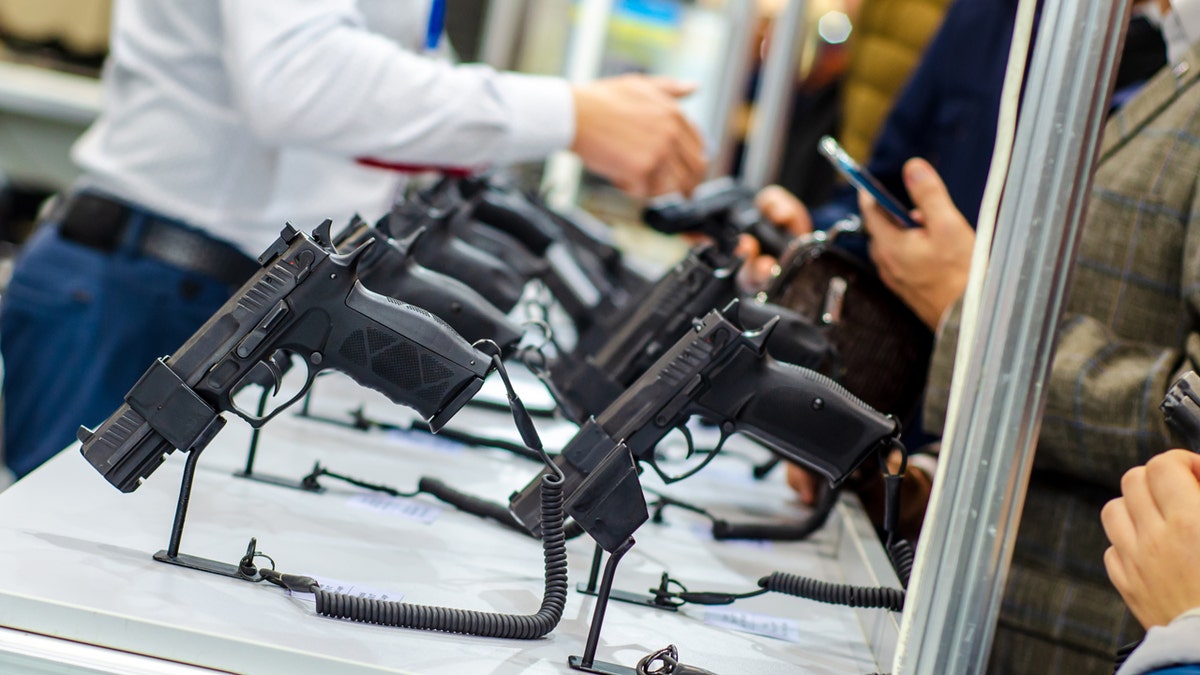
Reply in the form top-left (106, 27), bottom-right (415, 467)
top-left (818, 135), bottom-right (919, 229)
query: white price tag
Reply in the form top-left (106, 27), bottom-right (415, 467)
top-left (346, 493), bottom-right (442, 524)
top-left (700, 608), bottom-right (802, 643)
top-left (290, 575), bottom-right (403, 604)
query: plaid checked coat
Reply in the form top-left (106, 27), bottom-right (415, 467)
top-left (923, 54), bottom-right (1200, 674)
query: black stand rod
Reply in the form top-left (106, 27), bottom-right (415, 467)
top-left (232, 388), bottom-right (321, 492)
top-left (577, 540), bottom-right (677, 612)
top-left (570, 538), bottom-right (637, 675)
top-left (154, 446), bottom-right (259, 581)
top-left (240, 388), bottom-right (270, 476)
top-left (166, 445), bottom-right (205, 558)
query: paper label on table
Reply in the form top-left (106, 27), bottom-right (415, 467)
top-left (346, 493), bottom-right (442, 524)
top-left (700, 608), bottom-right (802, 643)
top-left (290, 576), bottom-right (403, 604)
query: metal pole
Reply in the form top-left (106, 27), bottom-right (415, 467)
top-left (740, 0), bottom-right (807, 189)
top-left (540, 0), bottom-right (614, 210)
top-left (708, 0), bottom-right (758, 178)
top-left (893, 0), bottom-right (1130, 672)
top-left (478, 0), bottom-right (528, 69)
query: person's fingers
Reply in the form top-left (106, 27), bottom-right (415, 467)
top-left (786, 463), bottom-right (818, 506)
top-left (1146, 450), bottom-right (1200, 517)
top-left (902, 158), bottom-right (959, 233)
top-left (1120, 466), bottom-right (1160, 533)
top-left (756, 186), bottom-right (812, 235)
top-left (647, 151), bottom-right (694, 198)
top-left (860, 191), bottom-right (905, 249)
top-left (741, 255), bottom-right (778, 290)
top-left (735, 233), bottom-right (761, 260)
top-left (673, 119), bottom-right (708, 194)
top-left (1104, 545), bottom-right (1135, 601)
top-left (647, 77), bottom-right (698, 98)
top-left (1101, 497), bottom-right (1137, 557)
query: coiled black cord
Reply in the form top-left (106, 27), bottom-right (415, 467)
top-left (279, 346), bottom-right (571, 639)
top-left (886, 537), bottom-right (914, 589)
top-left (757, 572), bottom-right (904, 612)
top-left (415, 476), bottom-right (586, 540)
top-left (649, 443), bottom-right (915, 615)
top-left (711, 483), bottom-right (838, 541)
top-left (313, 472), bottom-right (568, 638)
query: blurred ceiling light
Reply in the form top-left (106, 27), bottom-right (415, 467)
top-left (817, 11), bottom-right (852, 44)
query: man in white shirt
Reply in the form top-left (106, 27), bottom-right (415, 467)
top-left (0, 0), bottom-right (708, 478)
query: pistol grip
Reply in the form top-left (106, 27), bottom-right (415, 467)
top-left (1163, 371), bottom-right (1200, 452)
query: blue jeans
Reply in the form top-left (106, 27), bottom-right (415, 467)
top-left (1, 215), bottom-right (235, 477)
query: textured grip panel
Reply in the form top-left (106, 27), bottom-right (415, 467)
top-left (336, 328), bottom-right (457, 409)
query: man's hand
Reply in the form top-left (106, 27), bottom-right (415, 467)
top-left (737, 186), bottom-right (815, 290)
top-left (1102, 450), bottom-right (1200, 628)
top-left (860, 158), bottom-right (973, 329)
top-left (571, 75), bottom-right (708, 199)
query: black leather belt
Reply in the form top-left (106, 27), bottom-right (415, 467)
top-left (55, 193), bottom-right (260, 288)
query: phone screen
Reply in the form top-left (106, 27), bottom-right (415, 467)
top-left (818, 136), bottom-right (919, 229)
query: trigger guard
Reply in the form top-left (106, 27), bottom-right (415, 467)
top-left (229, 360), bottom-right (318, 428)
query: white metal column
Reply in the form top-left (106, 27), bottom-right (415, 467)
top-left (740, 0), bottom-right (808, 189)
top-left (893, 0), bottom-right (1131, 671)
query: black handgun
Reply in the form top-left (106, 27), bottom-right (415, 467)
top-left (383, 191), bottom-right (528, 313)
top-left (544, 244), bottom-right (838, 424)
top-left (333, 217), bottom-right (524, 356)
top-left (79, 222), bottom-right (492, 493)
top-left (1163, 371), bottom-right (1200, 451)
top-left (510, 303), bottom-right (896, 552)
top-left (643, 177), bottom-right (791, 258)
top-left (455, 176), bottom-right (631, 334)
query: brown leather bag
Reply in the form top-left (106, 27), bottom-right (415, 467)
top-left (765, 225), bottom-right (933, 422)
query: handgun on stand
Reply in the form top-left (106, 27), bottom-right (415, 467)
top-left (382, 187), bottom-right (529, 313)
top-left (510, 302), bottom-right (898, 552)
top-left (79, 222), bottom-right (493, 493)
top-left (543, 244), bottom-right (838, 424)
top-left (642, 177), bottom-right (792, 258)
top-left (333, 216), bottom-right (524, 356)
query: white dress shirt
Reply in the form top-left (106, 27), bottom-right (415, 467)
top-left (73, 0), bottom-right (575, 255)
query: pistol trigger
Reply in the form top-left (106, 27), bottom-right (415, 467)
top-left (677, 423), bottom-right (696, 460)
top-left (248, 358), bottom-right (283, 396)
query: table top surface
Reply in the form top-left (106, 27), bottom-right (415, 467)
top-left (0, 372), bottom-right (899, 675)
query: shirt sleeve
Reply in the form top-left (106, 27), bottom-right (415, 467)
top-left (1117, 613), bottom-right (1200, 675)
top-left (217, 0), bottom-right (575, 167)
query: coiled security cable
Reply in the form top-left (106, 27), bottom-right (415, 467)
top-left (261, 345), bottom-right (572, 639)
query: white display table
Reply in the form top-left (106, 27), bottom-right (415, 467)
top-left (0, 374), bottom-right (900, 674)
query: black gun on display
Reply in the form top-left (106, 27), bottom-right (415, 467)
top-left (79, 222), bottom-right (493, 493)
top-left (332, 216), bottom-right (525, 357)
top-left (380, 176), bottom-right (647, 336)
top-left (535, 177), bottom-right (837, 424)
top-left (510, 302), bottom-right (899, 553)
top-left (641, 177), bottom-right (792, 258)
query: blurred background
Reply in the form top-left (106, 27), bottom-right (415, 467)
top-left (0, 0), bottom-right (858, 269)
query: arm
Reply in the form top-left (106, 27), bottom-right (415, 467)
top-left (219, 0), bottom-right (572, 166)
top-left (219, 1), bottom-right (706, 194)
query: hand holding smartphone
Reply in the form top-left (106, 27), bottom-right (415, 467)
top-left (818, 135), bottom-right (920, 229)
